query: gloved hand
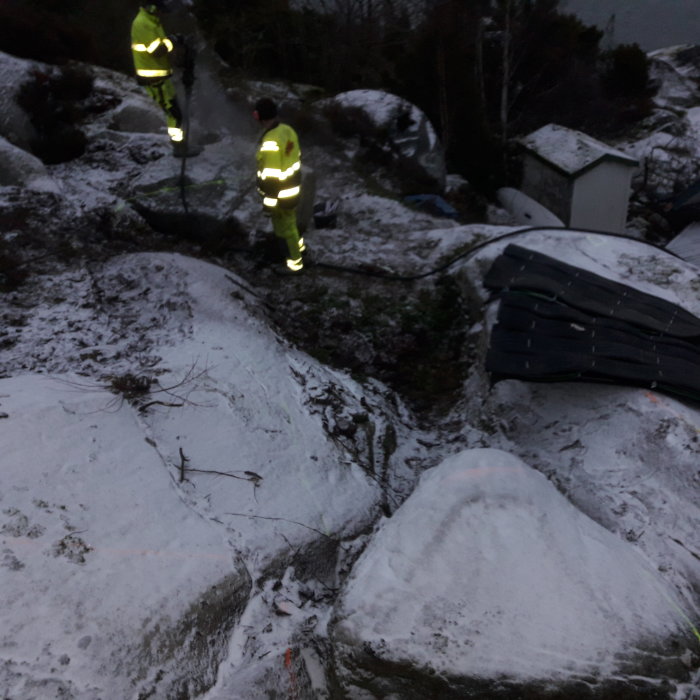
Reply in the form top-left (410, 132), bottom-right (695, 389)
top-left (152, 43), bottom-right (170, 58)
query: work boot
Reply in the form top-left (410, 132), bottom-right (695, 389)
top-left (273, 256), bottom-right (304, 276)
top-left (172, 141), bottom-right (203, 158)
top-left (287, 256), bottom-right (304, 273)
top-left (273, 264), bottom-right (304, 277)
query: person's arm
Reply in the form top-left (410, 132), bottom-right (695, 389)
top-left (131, 17), bottom-right (173, 62)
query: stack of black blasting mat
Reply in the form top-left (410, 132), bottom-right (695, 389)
top-left (484, 244), bottom-right (700, 401)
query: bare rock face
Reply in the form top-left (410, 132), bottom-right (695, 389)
top-left (330, 449), bottom-right (698, 699)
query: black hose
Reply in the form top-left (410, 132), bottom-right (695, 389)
top-left (178, 38), bottom-right (196, 215)
top-left (311, 225), bottom-right (685, 282)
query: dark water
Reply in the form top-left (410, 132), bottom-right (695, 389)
top-left (561, 0), bottom-right (700, 51)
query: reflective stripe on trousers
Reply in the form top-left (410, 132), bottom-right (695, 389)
top-left (144, 78), bottom-right (183, 140)
top-left (270, 207), bottom-right (302, 262)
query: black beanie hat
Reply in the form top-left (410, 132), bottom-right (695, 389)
top-left (254, 98), bottom-right (278, 121)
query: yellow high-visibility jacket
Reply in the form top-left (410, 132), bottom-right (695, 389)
top-left (256, 122), bottom-right (301, 211)
top-left (131, 6), bottom-right (174, 82)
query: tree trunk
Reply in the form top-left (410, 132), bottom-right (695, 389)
top-left (500, 0), bottom-right (511, 150)
top-left (437, 37), bottom-right (449, 152)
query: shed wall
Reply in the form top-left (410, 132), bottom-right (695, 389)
top-left (570, 161), bottom-right (636, 233)
top-left (521, 155), bottom-right (572, 223)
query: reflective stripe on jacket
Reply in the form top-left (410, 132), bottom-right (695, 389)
top-left (131, 7), bottom-right (173, 80)
top-left (256, 122), bottom-right (301, 211)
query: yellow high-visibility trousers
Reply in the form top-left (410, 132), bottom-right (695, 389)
top-left (144, 78), bottom-right (182, 140)
top-left (271, 208), bottom-right (302, 263)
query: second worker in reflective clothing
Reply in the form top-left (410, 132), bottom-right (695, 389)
top-left (130, 0), bottom-right (198, 157)
top-left (254, 98), bottom-right (305, 273)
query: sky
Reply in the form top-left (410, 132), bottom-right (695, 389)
top-left (562, 0), bottom-right (700, 51)
top-left (295, 1), bottom-right (700, 53)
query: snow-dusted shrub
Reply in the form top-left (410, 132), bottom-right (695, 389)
top-left (16, 65), bottom-right (91, 164)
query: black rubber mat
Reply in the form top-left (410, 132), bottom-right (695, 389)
top-left (485, 247), bottom-right (700, 400)
top-left (484, 244), bottom-right (700, 338)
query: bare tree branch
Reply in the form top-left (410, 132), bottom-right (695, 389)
top-left (224, 511), bottom-right (337, 541)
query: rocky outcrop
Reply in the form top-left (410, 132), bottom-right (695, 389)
top-left (2, 41), bottom-right (700, 700)
top-left (330, 449), bottom-right (698, 699)
top-left (0, 135), bottom-right (59, 192)
top-left (0, 51), bottom-right (38, 149)
top-left (0, 374), bottom-right (251, 699)
top-left (328, 89), bottom-right (447, 193)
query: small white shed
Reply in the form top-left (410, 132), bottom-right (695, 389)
top-left (519, 124), bottom-right (639, 233)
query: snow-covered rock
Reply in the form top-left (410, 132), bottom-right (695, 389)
top-left (0, 135), bottom-right (60, 193)
top-left (2, 29), bottom-right (700, 700)
top-left (0, 251), bottom-right (426, 697)
top-left (329, 88), bottom-right (447, 192)
top-left (620, 45), bottom-right (700, 205)
top-left (459, 226), bottom-right (700, 314)
top-left (1, 374), bottom-right (250, 699)
top-left (124, 134), bottom-right (253, 240)
top-left (0, 51), bottom-right (38, 149)
top-left (107, 93), bottom-right (166, 135)
top-left (331, 448), bottom-right (698, 698)
top-left (480, 381), bottom-right (700, 613)
top-left (649, 45), bottom-right (700, 110)
top-left (121, 252), bottom-right (396, 566)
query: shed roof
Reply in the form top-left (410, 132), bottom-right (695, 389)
top-left (520, 124), bottom-right (639, 178)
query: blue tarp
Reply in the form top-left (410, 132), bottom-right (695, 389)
top-left (404, 194), bottom-right (459, 219)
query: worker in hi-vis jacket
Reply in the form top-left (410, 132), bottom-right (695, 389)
top-left (254, 98), bottom-right (305, 274)
top-left (131, 1), bottom-right (197, 157)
